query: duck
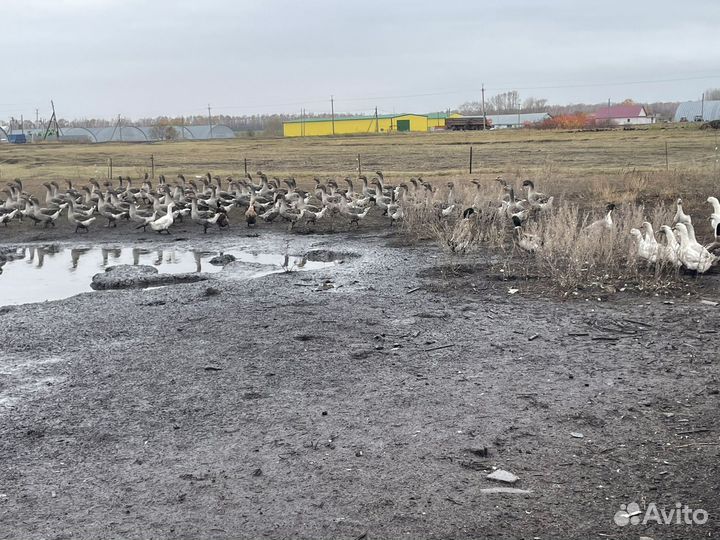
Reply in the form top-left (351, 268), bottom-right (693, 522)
top-left (439, 204), bottom-right (456, 218)
top-left (345, 206), bottom-right (371, 226)
top-left (190, 196), bottom-right (223, 232)
top-left (299, 206), bottom-right (329, 225)
top-left (674, 198), bottom-right (692, 225)
top-left (674, 223), bottom-right (716, 273)
top-left (67, 200), bottom-right (95, 219)
top-left (129, 203), bottom-right (155, 229)
top-left (685, 222), bottom-right (704, 253)
top-left (29, 198), bottom-right (64, 227)
top-left (640, 222), bottom-right (659, 263)
top-left (707, 196), bottom-right (720, 239)
top-left (245, 199), bottom-right (258, 227)
top-left (195, 211), bottom-right (223, 234)
top-left (449, 209), bottom-right (477, 253)
top-left (657, 225), bottom-right (681, 267)
top-left (584, 203), bottom-right (615, 233)
top-left (629, 225), bottom-right (657, 263)
top-left (0, 208), bottom-right (19, 226)
top-left (67, 210), bottom-right (96, 233)
top-left (148, 202), bottom-right (175, 234)
top-left (522, 180), bottom-right (549, 205)
top-left (97, 194), bottom-right (126, 227)
top-left (132, 210), bottom-right (158, 232)
top-left (389, 204), bottom-right (404, 224)
top-left (511, 215), bottom-right (541, 253)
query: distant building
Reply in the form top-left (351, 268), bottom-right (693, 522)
top-left (485, 112), bottom-right (551, 129)
top-left (426, 112), bottom-right (462, 130)
top-left (593, 104), bottom-right (654, 126)
top-left (673, 100), bottom-right (720, 122)
top-left (283, 114), bottom-right (430, 137)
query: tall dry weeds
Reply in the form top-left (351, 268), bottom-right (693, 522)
top-left (401, 177), bottom-right (690, 294)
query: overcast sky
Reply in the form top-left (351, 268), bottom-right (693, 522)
top-left (3, 0), bottom-right (720, 120)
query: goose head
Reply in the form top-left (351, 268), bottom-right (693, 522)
top-left (522, 180), bottom-right (535, 190)
top-left (629, 228), bottom-right (643, 241)
top-left (674, 223), bottom-right (690, 244)
top-left (606, 203), bottom-right (616, 213)
top-left (641, 221), bottom-right (655, 237)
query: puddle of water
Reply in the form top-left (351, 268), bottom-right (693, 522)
top-left (0, 245), bottom-right (336, 306)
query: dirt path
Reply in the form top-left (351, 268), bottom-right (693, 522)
top-left (1, 224), bottom-right (719, 539)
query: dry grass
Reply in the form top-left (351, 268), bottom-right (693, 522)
top-left (523, 202), bottom-right (681, 294)
top-left (1, 124), bottom-right (719, 195)
top-left (399, 174), bottom-right (715, 293)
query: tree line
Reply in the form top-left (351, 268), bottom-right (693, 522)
top-left (4, 88), bottom-right (718, 136)
top-left (457, 88), bottom-right (720, 120)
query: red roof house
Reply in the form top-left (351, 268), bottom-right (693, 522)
top-left (593, 104), bottom-right (653, 126)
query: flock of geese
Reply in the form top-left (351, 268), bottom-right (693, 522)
top-left (627, 197), bottom-right (720, 273)
top-left (0, 172), bottom-right (462, 234)
top-left (447, 177), bottom-right (720, 275)
top-left (1, 172), bottom-right (718, 274)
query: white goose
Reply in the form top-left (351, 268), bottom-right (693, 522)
top-left (657, 225), bottom-right (681, 267)
top-left (148, 202), bottom-right (175, 234)
top-left (674, 223), bottom-right (716, 273)
top-left (707, 196), bottom-right (720, 240)
top-left (641, 222), bottom-right (659, 263)
top-left (674, 198), bottom-right (692, 225)
top-left (629, 227), bottom-right (657, 263)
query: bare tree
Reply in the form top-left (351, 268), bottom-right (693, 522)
top-left (704, 88), bottom-right (720, 100)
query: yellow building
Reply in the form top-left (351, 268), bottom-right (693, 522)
top-left (426, 112), bottom-right (462, 130)
top-left (283, 113), bottom-right (431, 137)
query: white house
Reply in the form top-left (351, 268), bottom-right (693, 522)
top-left (594, 104), bottom-right (654, 126)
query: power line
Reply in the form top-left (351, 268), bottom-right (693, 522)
top-left (198, 73), bottom-right (720, 113)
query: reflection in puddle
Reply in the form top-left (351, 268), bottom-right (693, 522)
top-left (0, 244), bottom-right (337, 306)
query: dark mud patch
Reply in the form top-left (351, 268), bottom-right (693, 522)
top-left (90, 264), bottom-right (210, 290)
top-left (417, 263), bottom-right (482, 278)
top-left (304, 248), bottom-right (360, 262)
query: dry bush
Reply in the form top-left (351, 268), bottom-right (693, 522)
top-left (403, 177), bottom-right (688, 294)
top-left (521, 202), bottom-right (680, 293)
top-left (400, 180), bottom-right (508, 252)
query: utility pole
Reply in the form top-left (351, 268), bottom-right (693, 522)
top-left (481, 84), bottom-right (487, 130)
top-left (35, 108), bottom-right (39, 125)
top-left (20, 115), bottom-right (24, 135)
top-left (208, 104), bottom-right (213, 138)
top-left (43, 100), bottom-right (60, 140)
top-left (375, 106), bottom-right (379, 133)
top-left (331, 95), bottom-right (335, 135)
top-left (701, 92), bottom-right (705, 120)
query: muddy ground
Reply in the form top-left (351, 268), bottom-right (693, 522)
top-left (1, 216), bottom-right (719, 539)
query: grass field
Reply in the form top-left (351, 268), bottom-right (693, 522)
top-left (2, 125), bottom-right (719, 198)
